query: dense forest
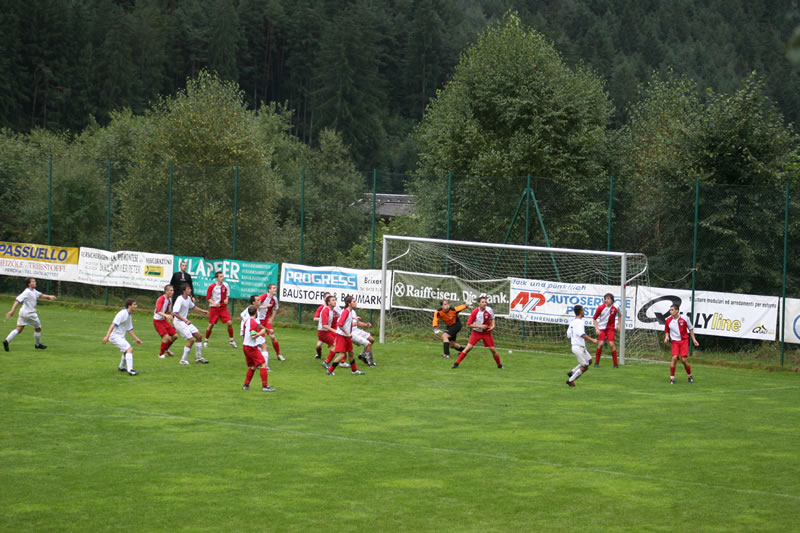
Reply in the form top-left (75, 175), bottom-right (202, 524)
top-left (2, 0), bottom-right (799, 183)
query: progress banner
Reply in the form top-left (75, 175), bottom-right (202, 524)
top-left (174, 256), bottom-right (279, 300)
top-left (0, 241), bottom-right (79, 281)
top-left (280, 263), bottom-right (391, 310)
top-left (634, 287), bottom-right (779, 341)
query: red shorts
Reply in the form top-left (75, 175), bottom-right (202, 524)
top-left (598, 328), bottom-right (616, 342)
top-left (468, 331), bottom-right (495, 348)
top-left (243, 345), bottom-right (266, 367)
top-left (671, 339), bottom-right (689, 357)
top-left (335, 334), bottom-right (353, 353)
top-left (209, 306), bottom-right (231, 325)
top-left (153, 319), bottom-right (176, 337)
top-left (260, 319), bottom-right (274, 331)
top-left (317, 330), bottom-right (335, 346)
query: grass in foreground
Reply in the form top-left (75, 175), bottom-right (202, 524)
top-left (1, 299), bottom-right (798, 532)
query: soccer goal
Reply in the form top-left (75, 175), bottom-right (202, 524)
top-left (379, 235), bottom-right (657, 364)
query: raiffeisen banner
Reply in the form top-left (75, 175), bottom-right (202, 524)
top-left (635, 287), bottom-right (779, 341)
top-left (391, 271), bottom-right (510, 315)
top-left (0, 241), bottom-right (79, 281)
top-left (279, 263), bottom-right (391, 310)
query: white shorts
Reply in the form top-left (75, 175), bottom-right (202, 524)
top-left (572, 345), bottom-right (592, 366)
top-left (17, 312), bottom-right (41, 329)
top-left (110, 334), bottom-right (131, 353)
top-left (351, 328), bottom-right (371, 347)
top-left (175, 321), bottom-right (200, 340)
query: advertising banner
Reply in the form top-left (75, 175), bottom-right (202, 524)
top-left (634, 286), bottom-right (779, 341)
top-left (174, 256), bottom-right (279, 300)
top-left (279, 263), bottom-right (391, 310)
top-left (76, 248), bottom-right (174, 291)
top-left (508, 278), bottom-right (634, 328)
top-left (779, 298), bottom-right (800, 344)
top-left (0, 241), bottom-right (80, 281)
top-left (391, 271), bottom-right (510, 315)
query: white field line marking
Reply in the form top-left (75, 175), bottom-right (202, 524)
top-left (8, 394), bottom-right (800, 502)
top-left (627, 384), bottom-right (800, 396)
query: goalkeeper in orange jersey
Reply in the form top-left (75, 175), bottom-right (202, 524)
top-left (432, 297), bottom-right (473, 358)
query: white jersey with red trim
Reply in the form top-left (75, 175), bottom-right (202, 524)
top-left (206, 282), bottom-right (230, 307)
top-left (665, 314), bottom-right (693, 341)
top-left (593, 303), bottom-right (618, 330)
top-left (243, 317), bottom-right (265, 347)
top-left (153, 295), bottom-right (172, 321)
top-left (467, 306), bottom-right (495, 327)
top-left (318, 306), bottom-right (336, 331)
top-left (337, 308), bottom-right (355, 336)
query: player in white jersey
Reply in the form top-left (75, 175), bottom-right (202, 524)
top-left (565, 305), bottom-right (598, 387)
top-left (241, 295), bottom-right (269, 369)
top-left (172, 284), bottom-right (210, 365)
top-left (241, 305), bottom-right (275, 392)
top-left (102, 298), bottom-right (143, 376)
top-left (325, 295), bottom-right (365, 376)
top-left (4, 277), bottom-right (56, 352)
top-left (352, 313), bottom-right (377, 367)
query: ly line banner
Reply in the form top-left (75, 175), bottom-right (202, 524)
top-left (77, 248), bottom-right (174, 291)
top-left (635, 286), bottom-right (779, 341)
top-left (175, 256), bottom-right (279, 300)
top-left (779, 298), bottom-right (800, 344)
top-left (391, 271), bottom-right (510, 315)
top-left (280, 263), bottom-right (391, 310)
top-left (0, 241), bottom-right (79, 281)
top-left (508, 278), bottom-right (634, 328)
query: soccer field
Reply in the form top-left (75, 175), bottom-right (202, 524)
top-left (1, 300), bottom-right (798, 532)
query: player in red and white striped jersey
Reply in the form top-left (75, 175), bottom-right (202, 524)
top-left (153, 284), bottom-right (178, 358)
top-left (257, 283), bottom-right (284, 360)
top-left (663, 304), bottom-right (699, 384)
top-left (592, 293), bottom-right (620, 368)
top-left (313, 292), bottom-right (332, 359)
top-left (316, 294), bottom-right (338, 362)
top-left (325, 295), bottom-right (365, 376)
top-left (204, 271), bottom-right (236, 349)
top-left (451, 296), bottom-right (503, 369)
top-left (241, 305), bottom-right (275, 392)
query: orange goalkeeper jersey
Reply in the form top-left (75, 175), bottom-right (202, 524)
top-left (432, 304), bottom-right (467, 327)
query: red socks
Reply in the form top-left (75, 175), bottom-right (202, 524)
top-left (456, 351), bottom-right (466, 364)
top-left (205, 328), bottom-right (212, 339)
top-left (492, 353), bottom-right (502, 367)
top-left (324, 351), bottom-right (335, 364)
top-left (244, 368), bottom-right (255, 386)
top-left (227, 325), bottom-right (234, 339)
top-left (595, 348), bottom-right (602, 363)
top-left (160, 341), bottom-right (167, 355)
top-left (260, 367), bottom-right (268, 387)
top-left (685, 364), bottom-right (692, 375)
top-left (612, 350), bottom-right (618, 366)
top-left (272, 341), bottom-right (281, 354)
top-left (670, 367), bottom-right (676, 377)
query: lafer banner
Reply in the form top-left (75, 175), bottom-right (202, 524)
top-left (0, 241), bottom-right (79, 281)
top-left (391, 271), bottom-right (510, 314)
top-left (508, 277), bottom-right (634, 328)
top-left (635, 286), bottom-right (779, 341)
top-left (77, 248), bottom-right (174, 291)
top-left (280, 263), bottom-right (391, 310)
top-left (175, 256), bottom-right (279, 300)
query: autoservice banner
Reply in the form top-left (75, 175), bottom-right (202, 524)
top-left (634, 286), bottom-right (779, 341)
top-left (0, 241), bottom-right (79, 281)
top-left (77, 248), bottom-right (174, 291)
top-left (391, 271), bottom-right (510, 315)
top-left (508, 277), bottom-right (635, 328)
top-left (175, 256), bottom-right (279, 300)
top-left (279, 263), bottom-right (391, 310)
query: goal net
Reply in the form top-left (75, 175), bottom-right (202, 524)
top-left (379, 235), bottom-right (658, 363)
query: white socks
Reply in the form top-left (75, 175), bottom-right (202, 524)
top-left (195, 344), bottom-right (203, 360)
top-left (182, 346), bottom-right (191, 361)
top-left (125, 352), bottom-right (133, 371)
top-left (34, 332), bottom-right (41, 345)
top-left (119, 354), bottom-right (126, 369)
top-left (569, 368), bottom-right (583, 383)
top-left (5, 329), bottom-right (19, 343)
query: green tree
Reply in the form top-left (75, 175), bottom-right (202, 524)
top-left (412, 12), bottom-right (613, 247)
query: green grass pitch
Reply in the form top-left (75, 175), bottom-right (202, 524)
top-left (1, 299), bottom-right (798, 532)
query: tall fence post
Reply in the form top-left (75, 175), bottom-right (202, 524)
top-left (445, 172), bottom-right (452, 275)
top-left (781, 182), bottom-right (790, 366)
top-left (370, 169), bottom-right (377, 323)
top-left (105, 161), bottom-right (111, 305)
top-left (298, 168), bottom-right (305, 324)
top-left (46, 156), bottom-right (53, 294)
top-left (232, 166), bottom-right (239, 260)
top-left (607, 175), bottom-right (614, 251)
top-left (690, 178), bottom-right (699, 356)
top-left (168, 162), bottom-right (174, 254)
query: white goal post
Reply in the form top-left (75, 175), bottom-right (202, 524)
top-left (379, 235), bottom-right (652, 364)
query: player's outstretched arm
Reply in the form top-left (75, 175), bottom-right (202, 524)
top-left (130, 330), bottom-right (143, 345)
top-left (102, 323), bottom-right (115, 344)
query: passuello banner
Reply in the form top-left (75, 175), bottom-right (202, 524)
top-left (391, 271), bottom-right (510, 315)
top-left (508, 277), bottom-right (635, 328)
top-left (0, 241), bottom-right (79, 281)
top-left (779, 298), bottom-right (800, 344)
top-left (174, 256), bottom-right (279, 300)
top-left (635, 286), bottom-right (779, 341)
top-left (279, 263), bottom-right (391, 310)
top-left (76, 248), bottom-right (174, 291)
